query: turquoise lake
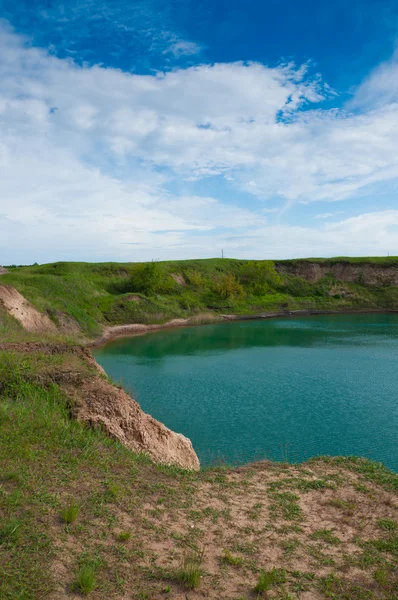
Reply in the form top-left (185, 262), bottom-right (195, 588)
top-left (93, 315), bottom-right (398, 471)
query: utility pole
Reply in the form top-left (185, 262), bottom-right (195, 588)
top-left (222, 249), bottom-right (224, 259)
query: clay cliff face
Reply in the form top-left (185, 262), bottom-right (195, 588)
top-left (0, 284), bottom-right (57, 332)
top-left (275, 261), bottom-right (398, 286)
top-left (68, 349), bottom-right (200, 471)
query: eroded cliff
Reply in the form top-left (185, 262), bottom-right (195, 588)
top-left (275, 260), bottom-right (398, 286)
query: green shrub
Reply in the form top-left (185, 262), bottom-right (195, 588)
top-left (184, 269), bottom-right (206, 288)
top-left (215, 273), bottom-right (244, 300)
top-left (221, 549), bottom-right (243, 566)
top-left (117, 531), bottom-right (131, 542)
top-left (128, 262), bottom-right (163, 295)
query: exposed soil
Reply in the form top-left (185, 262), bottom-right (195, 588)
top-left (0, 341), bottom-right (199, 471)
top-left (68, 375), bottom-right (200, 471)
top-left (0, 284), bottom-right (57, 332)
top-left (171, 272), bottom-right (187, 286)
top-left (275, 261), bottom-right (398, 286)
top-left (46, 457), bottom-right (398, 599)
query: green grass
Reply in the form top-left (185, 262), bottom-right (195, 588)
top-left (2, 256), bottom-right (398, 340)
top-left (175, 548), bottom-right (203, 589)
top-left (311, 528), bottom-right (341, 545)
top-left (268, 491), bottom-right (303, 521)
top-left (116, 531), bottom-right (131, 542)
top-left (72, 565), bottom-right (97, 595)
top-left (377, 519), bottom-right (397, 532)
top-left (255, 568), bottom-right (287, 593)
top-left (221, 549), bottom-right (244, 566)
top-left (313, 456), bottom-right (398, 493)
top-left (60, 499), bottom-right (80, 524)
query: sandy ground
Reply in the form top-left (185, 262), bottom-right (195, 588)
top-left (0, 284), bottom-right (57, 332)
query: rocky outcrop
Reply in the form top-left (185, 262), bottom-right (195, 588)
top-left (275, 261), bottom-right (398, 286)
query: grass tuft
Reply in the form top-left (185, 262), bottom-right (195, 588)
top-left (72, 565), bottom-right (97, 595)
top-left (175, 547), bottom-right (204, 590)
top-left (0, 518), bottom-right (21, 543)
top-left (116, 531), bottom-right (131, 542)
top-left (60, 499), bottom-right (80, 524)
top-left (255, 568), bottom-right (287, 593)
top-left (377, 518), bottom-right (397, 532)
top-left (221, 549), bottom-right (243, 566)
top-left (311, 528), bottom-right (341, 545)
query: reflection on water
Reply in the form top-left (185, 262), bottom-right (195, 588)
top-left (94, 314), bottom-right (398, 471)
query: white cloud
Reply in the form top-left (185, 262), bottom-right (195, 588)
top-left (314, 213), bottom-right (335, 219)
top-left (0, 22), bottom-right (398, 262)
top-left (349, 50), bottom-right (398, 110)
top-left (314, 212), bottom-right (344, 219)
top-left (165, 39), bottom-right (201, 57)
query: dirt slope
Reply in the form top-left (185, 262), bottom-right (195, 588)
top-left (66, 345), bottom-right (199, 470)
top-left (0, 284), bottom-right (57, 332)
top-left (1, 342), bottom-right (200, 471)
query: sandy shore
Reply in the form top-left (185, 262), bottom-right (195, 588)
top-left (90, 307), bottom-right (398, 347)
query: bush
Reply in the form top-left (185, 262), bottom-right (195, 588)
top-left (175, 546), bottom-right (204, 590)
top-left (184, 269), bottom-right (206, 289)
top-left (215, 273), bottom-right (244, 300)
top-left (128, 262), bottom-right (162, 295)
top-left (127, 263), bottom-right (178, 296)
top-left (241, 260), bottom-right (283, 294)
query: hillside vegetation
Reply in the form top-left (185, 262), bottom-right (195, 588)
top-left (1, 257), bottom-right (398, 340)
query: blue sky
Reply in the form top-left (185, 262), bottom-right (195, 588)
top-left (0, 0), bottom-right (398, 262)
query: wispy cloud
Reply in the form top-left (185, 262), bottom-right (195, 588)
top-left (349, 49), bottom-right (398, 110)
top-left (314, 212), bottom-right (344, 219)
top-left (164, 39), bottom-right (201, 57)
top-left (5, 1), bottom-right (203, 69)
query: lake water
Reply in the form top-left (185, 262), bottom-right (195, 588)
top-left (93, 315), bottom-right (398, 471)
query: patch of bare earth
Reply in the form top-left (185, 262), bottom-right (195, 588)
top-left (0, 284), bottom-right (57, 332)
top-left (67, 375), bottom-right (200, 471)
top-left (126, 294), bottom-right (141, 302)
top-left (48, 459), bottom-right (398, 599)
top-left (171, 273), bottom-right (186, 286)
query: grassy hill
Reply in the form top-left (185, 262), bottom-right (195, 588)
top-left (2, 257), bottom-right (398, 340)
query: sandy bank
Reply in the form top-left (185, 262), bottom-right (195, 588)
top-left (91, 307), bottom-right (398, 347)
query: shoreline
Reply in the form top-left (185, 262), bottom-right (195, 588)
top-left (90, 307), bottom-right (398, 347)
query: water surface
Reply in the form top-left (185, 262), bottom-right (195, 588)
top-left (93, 315), bottom-right (398, 470)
